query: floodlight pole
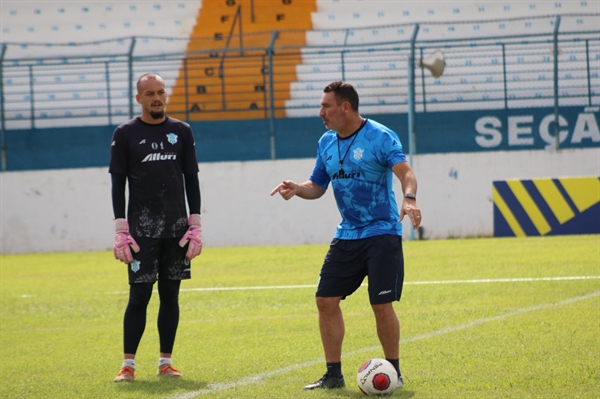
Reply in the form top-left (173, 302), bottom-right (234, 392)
top-left (553, 16), bottom-right (561, 150)
top-left (408, 24), bottom-right (419, 169)
top-left (128, 38), bottom-right (137, 120)
top-left (0, 43), bottom-right (7, 171)
top-left (407, 24), bottom-right (419, 241)
top-left (267, 31), bottom-right (278, 160)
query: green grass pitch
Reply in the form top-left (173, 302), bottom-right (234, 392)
top-left (1, 235), bottom-right (599, 399)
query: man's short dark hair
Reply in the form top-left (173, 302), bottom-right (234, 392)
top-left (323, 81), bottom-right (359, 111)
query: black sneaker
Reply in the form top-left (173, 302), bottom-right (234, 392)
top-left (303, 373), bottom-right (345, 390)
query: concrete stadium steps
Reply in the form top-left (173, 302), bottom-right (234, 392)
top-left (185, 31), bottom-right (309, 54)
top-left (3, 2), bottom-right (195, 23)
top-left (166, 108), bottom-right (279, 121)
top-left (1, 1), bottom-right (200, 128)
top-left (1, 1), bottom-right (199, 43)
top-left (191, 4), bottom-right (316, 31)
top-left (173, 54), bottom-right (301, 86)
top-left (168, 52), bottom-right (302, 117)
top-left (169, 0), bottom-right (316, 121)
top-left (169, 84), bottom-right (292, 96)
top-left (285, 0), bottom-right (599, 117)
top-left (169, 89), bottom-right (291, 109)
top-left (168, 64), bottom-right (296, 87)
top-left (168, 88), bottom-right (292, 118)
top-left (311, 0), bottom-right (595, 28)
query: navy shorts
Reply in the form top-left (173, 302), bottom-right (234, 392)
top-left (316, 234), bottom-right (404, 305)
top-left (127, 237), bottom-right (191, 284)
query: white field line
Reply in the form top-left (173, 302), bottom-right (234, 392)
top-left (166, 289), bottom-right (600, 399)
top-left (181, 276), bottom-right (600, 292)
top-left (101, 275), bottom-right (600, 295)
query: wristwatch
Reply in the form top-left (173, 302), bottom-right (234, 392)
top-left (404, 193), bottom-right (416, 200)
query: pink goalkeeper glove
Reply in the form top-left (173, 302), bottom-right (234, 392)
top-left (179, 214), bottom-right (202, 260)
top-left (113, 219), bottom-right (140, 264)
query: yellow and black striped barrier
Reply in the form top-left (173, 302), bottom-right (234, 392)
top-left (493, 176), bottom-right (600, 237)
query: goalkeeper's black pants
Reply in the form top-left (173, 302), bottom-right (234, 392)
top-left (123, 280), bottom-right (181, 355)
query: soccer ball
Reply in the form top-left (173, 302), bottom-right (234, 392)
top-left (356, 358), bottom-right (398, 396)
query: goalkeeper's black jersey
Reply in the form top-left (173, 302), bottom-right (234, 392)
top-left (109, 116), bottom-right (199, 238)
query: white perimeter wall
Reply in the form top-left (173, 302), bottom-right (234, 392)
top-left (1, 149), bottom-right (598, 254)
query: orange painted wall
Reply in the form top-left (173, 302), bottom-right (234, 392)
top-left (168, 0), bottom-right (315, 121)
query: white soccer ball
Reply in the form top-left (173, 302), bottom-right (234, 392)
top-left (356, 358), bottom-right (398, 396)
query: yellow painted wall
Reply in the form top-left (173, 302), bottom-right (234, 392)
top-left (493, 176), bottom-right (600, 237)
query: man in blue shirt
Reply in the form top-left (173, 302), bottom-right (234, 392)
top-left (271, 81), bottom-right (421, 390)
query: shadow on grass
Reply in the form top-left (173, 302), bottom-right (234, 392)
top-left (312, 388), bottom-right (416, 398)
top-left (114, 378), bottom-right (207, 395)
top-left (114, 380), bottom-right (416, 398)
top-left (352, 389), bottom-right (415, 398)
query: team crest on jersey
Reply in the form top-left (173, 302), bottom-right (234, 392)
top-left (131, 260), bottom-right (141, 273)
top-left (353, 148), bottom-right (364, 160)
top-left (166, 133), bottom-right (178, 145)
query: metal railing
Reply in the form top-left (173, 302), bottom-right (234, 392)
top-left (0, 14), bottom-right (598, 130)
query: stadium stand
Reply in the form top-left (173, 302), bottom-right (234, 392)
top-left (1, 1), bottom-right (201, 129)
top-left (286, 0), bottom-right (599, 116)
top-left (1, 0), bottom-right (317, 127)
top-left (167, 0), bottom-right (316, 121)
top-left (310, 0), bottom-right (595, 28)
top-left (1, 2), bottom-right (198, 43)
top-left (1, 0), bottom-right (598, 128)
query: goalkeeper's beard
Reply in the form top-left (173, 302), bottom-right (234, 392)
top-left (150, 110), bottom-right (165, 119)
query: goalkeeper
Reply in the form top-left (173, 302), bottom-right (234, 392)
top-left (109, 73), bottom-right (202, 382)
